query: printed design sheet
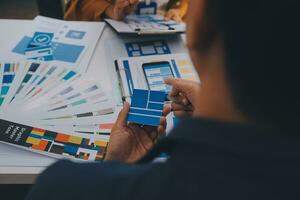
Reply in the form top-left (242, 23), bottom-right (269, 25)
top-left (11, 16), bottom-right (105, 72)
top-left (115, 53), bottom-right (200, 99)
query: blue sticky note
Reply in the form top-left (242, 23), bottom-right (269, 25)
top-left (3, 75), bottom-right (15, 84)
top-left (4, 64), bottom-right (11, 72)
top-left (66, 30), bottom-right (86, 40)
top-left (1, 86), bottom-right (10, 95)
top-left (63, 71), bottom-right (77, 81)
top-left (64, 145), bottom-right (78, 155)
top-left (128, 89), bottom-right (165, 126)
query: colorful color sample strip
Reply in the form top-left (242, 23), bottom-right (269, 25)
top-left (128, 89), bottom-right (165, 126)
top-left (0, 63), bottom-right (19, 106)
top-left (0, 119), bottom-right (107, 161)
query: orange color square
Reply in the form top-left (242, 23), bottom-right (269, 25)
top-left (32, 127), bottom-right (45, 134)
top-left (99, 123), bottom-right (114, 130)
top-left (83, 155), bottom-right (89, 160)
top-left (32, 140), bottom-right (48, 151)
top-left (55, 133), bottom-right (70, 143)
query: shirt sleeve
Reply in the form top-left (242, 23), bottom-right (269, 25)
top-left (64, 0), bottom-right (112, 21)
top-left (25, 159), bottom-right (168, 200)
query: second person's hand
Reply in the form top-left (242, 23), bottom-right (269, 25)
top-left (105, 0), bottom-right (139, 21)
top-left (165, 78), bottom-right (200, 117)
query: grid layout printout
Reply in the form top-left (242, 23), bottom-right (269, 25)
top-left (128, 89), bottom-right (165, 127)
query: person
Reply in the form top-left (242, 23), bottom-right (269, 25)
top-left (27, 0), bottom-right (300, 199)
top-left (64, 0), bottom-right (189, 22)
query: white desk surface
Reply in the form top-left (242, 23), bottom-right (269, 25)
top-left (0, 19), bottom-right (187, 184)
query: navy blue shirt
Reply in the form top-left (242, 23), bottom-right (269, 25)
top-left (26, 118), bottom-right (300, 200)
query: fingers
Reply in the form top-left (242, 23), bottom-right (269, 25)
top-left (129, 0), bottom-right (139, 6)
top-left (164, 9), bottom-right (182, 23)
top-left (165, 78), bottom-right (194, 92)
top-left (164, 11), bottom-right (173, 21)
top-left (172, 16), bottom-right (182, 23)
top-left (171, 102), bottom-right (193, 112)
top-left (169, 94), bottom-right (190, 106)
top-left (163, 104), bottom-right (172, 116)
top-left (115, 0), bottom-right (137, 10)
top-left (165, 78), bottom-right (200, 107)
top-left (115, 102), bottom-right (130, 127)
top-left (173, 110), bottom-right (193, 118)
top-left (165, 78), bottom-right (192, 96)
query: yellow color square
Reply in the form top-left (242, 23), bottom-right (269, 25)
top-left (95, 140), bottom-right (107, 147)
top-left (184, 75), bottom-right (197, 81)
top-left (68, 136), bottom-right (82, 144)
top-left (26, 137), bottom-right (41, 145)
top-left (178, 60), bottom-right (189, 67)
top-left (180, 68), bottom-right (193, 75)
top-left (31, 130), bottom-right (44, 136)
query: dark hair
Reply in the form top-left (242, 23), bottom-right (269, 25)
top-left (204, 0), bottom-right (300, 129)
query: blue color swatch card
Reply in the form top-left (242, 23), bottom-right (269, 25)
top-left (128, 89), bottom-right (165, 126)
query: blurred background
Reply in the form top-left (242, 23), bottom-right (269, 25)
top-left (0, 0), bottom-right (67, 19)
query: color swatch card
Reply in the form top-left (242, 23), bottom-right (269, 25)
top-left (24, 78), bottom-right (108, 112)
top-left (0, 60), bottom-right (118, 162)
top-left (0, 118), bottom-right (107, 161)
top-left (0, 63), bottom-right (20, 107)
top-left (12, 16), bottom-right (105, 72)
top-left (128, 89), bottom-right (165, 126)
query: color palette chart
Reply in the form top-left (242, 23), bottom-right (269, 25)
top-left (128, 89), bottom-right (165, 126)
top-left (0, 119), bottom-right (107, 161)
top-left (0, 16), bottom-right (115, 162)
top-left (0, 63), bottom-right (19, 106)
top-left (0, 60), bottom-right (116, 162)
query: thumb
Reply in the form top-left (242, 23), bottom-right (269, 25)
top-left (116, 101), bottom-right (130, 127)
